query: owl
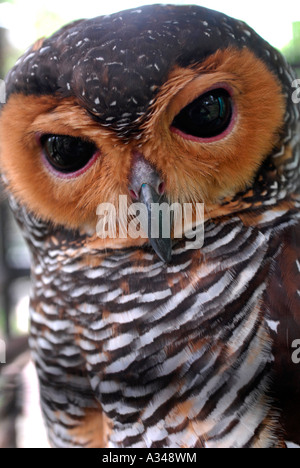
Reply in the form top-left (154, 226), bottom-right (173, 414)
top-left (0, 4), bottom-right (300, 449)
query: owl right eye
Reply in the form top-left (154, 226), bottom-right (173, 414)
top-left (39, 134), bottom-right (99, 177)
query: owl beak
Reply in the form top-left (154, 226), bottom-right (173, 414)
top-left (129, 152), bottom-right (172, 263)
top-left (139, 183), bottom-right (172, 263)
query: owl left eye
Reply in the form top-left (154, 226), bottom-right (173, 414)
top-left (171, 88), bottom-right (233, 140)
top-left (40, 134), bottom-right (98, 175)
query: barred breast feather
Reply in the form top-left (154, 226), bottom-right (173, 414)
top-left (1, 4), bottom-right (300, 448)
top-left (14, 197), bottom-right (299, 448)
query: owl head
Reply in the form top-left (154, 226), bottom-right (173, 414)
top-left (0, 4), bottom-right (299, 261)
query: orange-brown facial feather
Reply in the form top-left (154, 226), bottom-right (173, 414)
top-left (32, 37), bottom-right (45, 52)
top-left (0, 47), bottom-right (285, 237)
top-left (0, 95), bottom-right (134, 229)
top-left (141, 47), bottom-right (285, 204)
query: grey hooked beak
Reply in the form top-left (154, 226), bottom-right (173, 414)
top-left (129, 152), bottom-right (172, 263)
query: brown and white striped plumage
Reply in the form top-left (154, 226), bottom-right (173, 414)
top-left (0, 5), bottom-right (300, 448)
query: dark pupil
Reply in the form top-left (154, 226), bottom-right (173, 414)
top-left (42, 135), bottom-right (97, 173)
top-left (172, 88), bottom-right (233, 138)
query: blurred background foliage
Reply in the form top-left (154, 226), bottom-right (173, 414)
top-left (283, 22), bottom-right (300, 76)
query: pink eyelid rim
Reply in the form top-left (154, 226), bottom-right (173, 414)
top-left (170, 83), bottom-right (237, 143)
top-left (35, 133), bottom-right (101, 180)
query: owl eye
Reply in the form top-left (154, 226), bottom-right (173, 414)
top-left (171, 88), bottom-right (233, 140)
top-left (40, 134), bottom-right (98, 175)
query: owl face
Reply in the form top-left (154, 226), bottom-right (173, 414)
top-left (0, 5), bottom-right (291, 259)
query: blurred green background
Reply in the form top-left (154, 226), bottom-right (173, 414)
top-left (283, 22), bottom-right (300, 76)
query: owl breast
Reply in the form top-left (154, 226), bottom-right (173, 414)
top-left (2, 2), bottom-right (300, 450)
top-left (27, 212), bottom-right (291, 448)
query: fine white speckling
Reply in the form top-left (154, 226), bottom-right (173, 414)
top-left (68, 31), bottom-right (79, 38)
top-left (39, 47), bottom-right (51, 54)
top-left (266, 320), bottom-right (280, 333)
top-left (107, 62), bottom-right (123, 66)
top-left (94, 97), bottom-right (100, 105)
top-left (118, 118), bottom-right (131, 124)
top-left (23, 53), bottom-right (36, 63)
